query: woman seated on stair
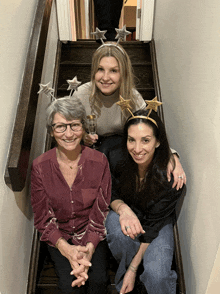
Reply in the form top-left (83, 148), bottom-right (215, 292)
top-left (106, 99), bottom-right (185, 294)
top-left (31, 96), bottom-right (111, 294)
top-left (72, 31), bottom-right (186, 190)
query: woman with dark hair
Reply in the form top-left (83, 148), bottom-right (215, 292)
top-left (106, 103), bottom-right (185, 294)
top-left (31, 96), bottom-right (111, 294)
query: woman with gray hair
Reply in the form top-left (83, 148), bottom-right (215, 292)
top-left (31, 96), bottom-right (111, 294)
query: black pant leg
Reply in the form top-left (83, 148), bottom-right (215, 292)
top-left (93, 0), bottom-right (123, 40)
top-left (87, 240), bottom-right (109, 294)
top-left (110, 0), bottom-right (123, 29)
top-left (47, 240), bottom-right (109, 294)
top-left (47, 245), bottom-right (86, 294)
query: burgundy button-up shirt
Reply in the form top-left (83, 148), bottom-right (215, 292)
top-left (31, 146), bottom-right (111, 249)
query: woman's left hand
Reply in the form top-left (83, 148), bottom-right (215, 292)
top-left (119, 205), bottom-right (145, 240)
top-left (167, 154), bottom-right (186, 190)
top-left (120, 268), bottom-right (136, 294)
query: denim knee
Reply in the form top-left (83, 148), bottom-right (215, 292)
top-left (106, 211), bottom-right (131, 246)
top-left (140, 247), bottom-right (177, 292)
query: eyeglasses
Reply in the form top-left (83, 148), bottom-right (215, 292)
top-left (52, 122), bottom-right (83, 133)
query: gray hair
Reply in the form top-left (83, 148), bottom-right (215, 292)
top-left (46, 96), bottom-right (87, 133)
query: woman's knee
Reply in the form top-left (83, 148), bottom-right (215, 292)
top-left (141, 246), bottom-right (175, 284)
top-left (58, 278), bottom-right (75, 294)
top-left (106, 212), bottom-right (128, 244)
top-left (105, 210), bottom-right (119, 230)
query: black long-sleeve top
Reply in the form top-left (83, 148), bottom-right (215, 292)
top-left (110, 159), bottom-right (185, 244)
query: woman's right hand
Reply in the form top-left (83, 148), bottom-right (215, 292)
top-left (83, 133), bottom-right (98, 146)
top-left (118, 205), bottom-right (145, 239)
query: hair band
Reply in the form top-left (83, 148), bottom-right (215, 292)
top-left (116, 96), bottom-right (163, 128)
top-left (91, 25), bottom-right (132, 55)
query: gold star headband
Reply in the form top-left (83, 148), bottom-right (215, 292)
top-left (91, 25), bottom-right (132, 55)
top-left (37, 76), bottom-right (82, 101)
top-left (116, 96), bottom-right (162, 127)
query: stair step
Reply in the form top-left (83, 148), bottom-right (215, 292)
top-left (57, 63), bottom-right (154, 90)
top-left (57, 87), bottom-right (155, 100)
top-left (61, 41), bottom-right (151, 64)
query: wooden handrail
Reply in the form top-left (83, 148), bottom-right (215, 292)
top-left (150, 39), bottom-right (164, 123)
top-left (4, 0), bottom-right (53, 191)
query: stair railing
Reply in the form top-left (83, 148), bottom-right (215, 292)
top-left (4, 0), bottom-right (54, 191)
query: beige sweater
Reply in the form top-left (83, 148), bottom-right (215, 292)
top-left (72, 82), bottom-right (146, 136)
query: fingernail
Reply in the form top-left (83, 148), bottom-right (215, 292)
top-left (89, 263), bottom-right (92, 266)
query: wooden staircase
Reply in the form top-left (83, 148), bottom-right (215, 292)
top-left (28, 40), bottom-right (185, 294)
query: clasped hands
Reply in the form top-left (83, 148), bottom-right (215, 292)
top-left (57, 239), bottom-right (94, 288)
top-left (69, 244), bottom-right (93, 288)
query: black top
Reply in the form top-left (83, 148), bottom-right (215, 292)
top-left (109, 147), bottom-right (185, 244)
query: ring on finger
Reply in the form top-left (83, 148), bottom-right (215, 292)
top-left (125, 226), bottom-right (130, 230)
top-left (178, 176), bottom-right (183, 179)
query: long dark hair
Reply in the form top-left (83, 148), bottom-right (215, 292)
top-left (116, 109), bottom-right (175, 210)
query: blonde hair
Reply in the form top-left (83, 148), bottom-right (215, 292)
top-left (90, 43), bottom-right (137, 117)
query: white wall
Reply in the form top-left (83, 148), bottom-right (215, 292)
top-left (153, 0), bottom-right (220, 293)
top-left (0, 1), bottom-right (37, 293)
top-left (0, 1), bottom-right (59, 293)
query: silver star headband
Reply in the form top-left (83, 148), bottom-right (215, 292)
top-left (37, 76), bottom-right (82, 101)
top-left (91, 25), bottom-right (132, 54)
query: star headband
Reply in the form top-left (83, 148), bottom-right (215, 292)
top-left (37, 76), bottom-right (82, 101)
top-left (116, 96), bottom-right (163, 127)
top-left (91, 25), bottom-right (132, 55)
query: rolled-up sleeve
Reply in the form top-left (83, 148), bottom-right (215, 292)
top-left (31, 164), bottom-right (63, 247)
top-left (138, 183), bottom-right (185, 243)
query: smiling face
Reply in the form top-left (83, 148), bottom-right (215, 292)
top-left (95, 56), bottom-right (121, 96)
top-left (52, 112), bottom-right (84, 153)
top-left (127, 123), bottom-right (160, 171)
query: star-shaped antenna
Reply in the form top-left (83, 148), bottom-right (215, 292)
top-left (145, 97), bottom-right (163, 112)
top-left (115, 25), bottom-right (132, 43)
top-left (116, 95), bottom-right (133, 116)
top-left (91, 27), bottom-right (107, 44)
top-left (67, 76), bottom-right (82, 96)
top-left (38, 82), bottom-right (56, 101)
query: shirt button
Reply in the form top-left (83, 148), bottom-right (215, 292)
top-left (71, 201), bottom-right (74, 203)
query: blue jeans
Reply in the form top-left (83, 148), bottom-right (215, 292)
top-left (106, 211), bottom-right (177, 294)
